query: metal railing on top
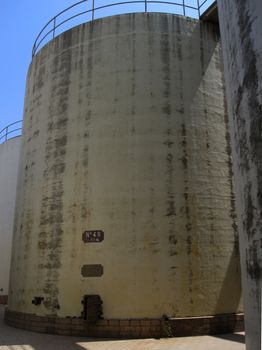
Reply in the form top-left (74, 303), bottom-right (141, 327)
top-left (0, 121), bottom-right (23, 144)
top-left (199, 0), bottom-right (215, 13)
top-left (32, 0), bottom-right (216, 57)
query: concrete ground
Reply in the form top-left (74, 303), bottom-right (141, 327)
top-left (0, 306), bottom-right (245, 350)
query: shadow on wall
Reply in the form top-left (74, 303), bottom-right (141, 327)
top-left (183, 17), bottom-right (243, 319)
top-left (214, 248), bottom-right (243, 320)
top-left (176, 18), bottom-right (243, 315)
top-left (179, 19), bottom-right (220, 109)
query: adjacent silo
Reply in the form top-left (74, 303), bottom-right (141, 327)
top-left (6, 13), bottom-right (243, 337)
top-left (217, 1), bottom-right (262, 349)
top-left (0, 136), bottom-right (21, 304)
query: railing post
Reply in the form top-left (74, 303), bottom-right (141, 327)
top-left (92, 0), bottom-right (95, 20)
top-left (145, 0), bottom-right (147, 13)
top-left (53, 17), bottom-right (56, 39)
top-left (197, 0), bottom-right (200, 18)
top-left (182, 0), bottom-right (185, 16)
top-left (5, 127), bottom-right (8, 142)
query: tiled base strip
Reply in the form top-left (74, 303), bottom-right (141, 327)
top-left (4, 309), bottom-right (244, 338)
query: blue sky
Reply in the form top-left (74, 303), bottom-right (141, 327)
top-left (0, 0), bottom-right (214, 133)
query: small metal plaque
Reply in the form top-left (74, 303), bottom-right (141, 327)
top-left (81, 264), bottom-right (104, 277)
top-left (82, 230), bottom-right (104, 243)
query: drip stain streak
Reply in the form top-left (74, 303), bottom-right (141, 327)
top-left (38, 48), bottom-right (72, 314)
top-left (160, 16), bottom-right (177, 258)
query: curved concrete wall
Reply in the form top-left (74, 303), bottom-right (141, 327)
top-left (7, 13), bottom-right (242, 334)
top-left (0, 137), bottom-right (21, 303)
top-left (217, 1), bottom-right (262, 349)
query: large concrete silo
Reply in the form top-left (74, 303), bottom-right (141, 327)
top-left (6, 12), bottom-right (243, 337)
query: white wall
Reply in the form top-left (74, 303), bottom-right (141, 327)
top-left (0, 137), bottom-right (21, 300)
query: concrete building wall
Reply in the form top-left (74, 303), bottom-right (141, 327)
top-left (8, 13), bottom-right (242, 332)
top-left (217, 1), bottom-right (262, 349)
top-left (0, 137), bottom-right (21, 303)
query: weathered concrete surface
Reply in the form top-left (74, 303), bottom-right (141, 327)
top-left (217, 1), bottom-right (262, 349)
top-left (0, 137), bottom-right (21, 302)
top-left (8, 13), bottom-right (242, 322)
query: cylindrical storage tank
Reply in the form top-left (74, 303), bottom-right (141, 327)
top-left (6, 13), bottom-right (243, 337)
top-left (217, 1), bottom-right (262, 348)
top-left (0, 136), bottom-right (21, 304)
